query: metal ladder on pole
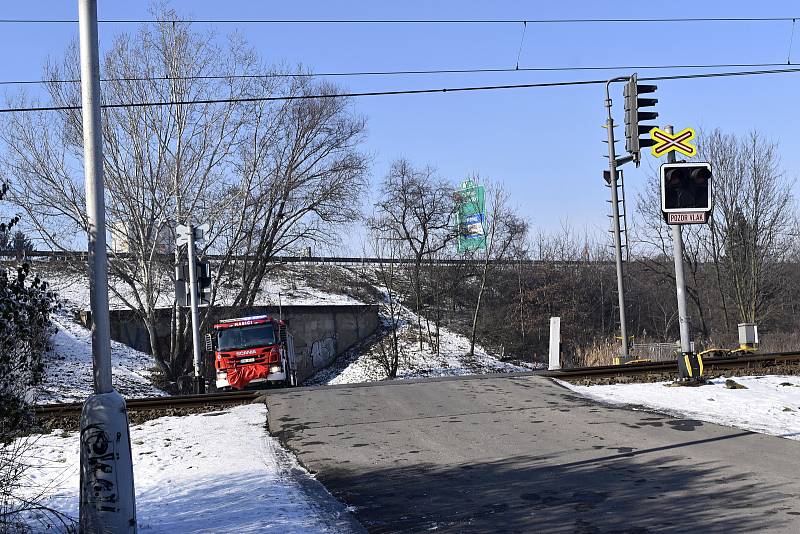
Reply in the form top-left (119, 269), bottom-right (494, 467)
top-left (606, 168), bottom-right (630, 262)
top-left (605, 169), bottom-right (631, 352)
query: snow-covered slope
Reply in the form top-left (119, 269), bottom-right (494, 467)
top-left (34, 310), bottom-right (167, 403)
top-left (37, 260), bottom-right (529, 395)
top-left (309, 295), bottom-right (533, 386)
top-left (43, 262), bottom-right (364, 311)
top-left (561, 375), bottom-right (800, 441)
top-left (20, 404), bottom-right (355, 533)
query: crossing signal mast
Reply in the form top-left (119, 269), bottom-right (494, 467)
top-left (607, 73), bottom-right (712, 379)
top-left (176, 223), bottom-right (212, 393)
top-left (623, 74), bottom-right (659, 167)
top-left (660, 154), bottom-right (713, 381)
top-left (605, 73), bottom-right (659, 362)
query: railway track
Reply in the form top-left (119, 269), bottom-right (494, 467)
top-left (34, 351), bottom-right (800, 423)
top-left (35, 390), bottom-right (262, 419)
top-left (543, 351), bottom-right (800, 382)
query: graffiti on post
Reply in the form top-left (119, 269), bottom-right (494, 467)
top-left (81, 424), bottom-right (120, 512)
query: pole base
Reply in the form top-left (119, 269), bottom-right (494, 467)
top-left (677, 352), bottom-right (704, 380)
top-left (79, 390), bottom-right (137, 533)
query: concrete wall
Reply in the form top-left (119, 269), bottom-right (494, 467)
top-left (79, 304), bottom-right (379, 384)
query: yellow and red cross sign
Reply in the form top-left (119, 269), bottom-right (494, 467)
top-left (649, 127), bottom-right (697, 158)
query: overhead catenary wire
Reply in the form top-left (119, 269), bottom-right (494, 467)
top-left (0, 17), bottom-right (798, 24)
top-left (514, 22), bottom-right (527, 70)
top-left (1, 66), bottom-right (799, 114)
top-left (0, 62), bottom-right (793, 87)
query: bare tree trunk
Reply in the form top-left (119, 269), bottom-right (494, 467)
top-left (469, 256), bottom-right (491, 358)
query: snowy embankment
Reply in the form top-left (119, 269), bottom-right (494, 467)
top-left (35, 262), bottom-right (363, 402)
top-left (23, 275), bottom-right (357, 532)
top-left (24, 263), bottom-right (525, 531)
top-left (310, 296), bottom-right (535, 386)
top-left (42, 262), bottom-right (528, 388)
top-left (34, 310), bottom-right (167, 404)
top-left (22, 404), bottom-right (352, 533)
top-left (45, 263), bottom-right (363, 311)
top-left (561, 375), bottom-right (800, 441)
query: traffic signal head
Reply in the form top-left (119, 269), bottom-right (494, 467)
top-left (624, 73), bottom-right (658, 167)
top-left (197, 261), bottom-right (212, 306)
top-left (660, 162), bottom-right (713, 222)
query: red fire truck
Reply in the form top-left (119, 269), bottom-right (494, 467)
top-left (206, 315), bottom-right (297, 390)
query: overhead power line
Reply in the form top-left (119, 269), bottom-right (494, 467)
top-left (0, 62), bottom-right (791, 87)
top-left (0, 17), bottom-right (798, 24)
top-left (1, 66), bottom-right (799, 114)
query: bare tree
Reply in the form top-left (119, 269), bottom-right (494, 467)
top-left (633, 128), bottom-right (795, 336)
top-left (368, 233), bottom-right (405, 378)
top-left (1, 10), bottom-right (368, 384)
top-left (701, 129), bottom-right (795, 323)
top-left (467, 181), bottom-right (528, 358)
top-left (633, 174), bottom-right (713, 337)
top-left (370, 160), bottom-right (455, 350)
top-left (212, 76), bottom-right (369, 307)
top-left (1, 11), bottom-right (257, 380)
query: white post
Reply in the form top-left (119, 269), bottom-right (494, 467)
top-left (549, 317), bottom-right (561, 370)
top-left (186, 225), bottom-right (204, 393)
top-left (77, 0), bottom-right (136, 531)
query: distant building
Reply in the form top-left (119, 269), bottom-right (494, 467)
top-left (110, 220), bottom-right (175, 254)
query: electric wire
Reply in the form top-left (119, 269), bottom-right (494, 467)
top-left (0, 17), bottom-right (797, 24)
top-left (514, 22), bottom-right (527, 69)
top-left (1, 66), bottom-right (798, 114)
top-left (0, 62), bottom-right (792, 87)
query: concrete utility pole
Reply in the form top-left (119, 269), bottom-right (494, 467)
top-left (77, 0), bottom-right (137, 531)
top-left (186, 225), bottom-right (205, 393)
top-left (666, 125), bottom-right (692, 353)
top-left (605, 78), bottom-right (630, 359)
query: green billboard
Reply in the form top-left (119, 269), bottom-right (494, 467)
top-left (454, 180), bottom-right (486, 252)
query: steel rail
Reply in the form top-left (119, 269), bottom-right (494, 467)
top-left (541, 351), bottom-right (800, 379)
top-left (35, 390), bottom-right (261, 417)
top-left (35, 351), bottom-right (800, 417)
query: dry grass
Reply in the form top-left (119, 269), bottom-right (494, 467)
top-left (570, 339), bottom-right (619, 367)
top-left (753, 331), bottom-right (800, 354)
top-left (569, 330), bottom-right (800, 369)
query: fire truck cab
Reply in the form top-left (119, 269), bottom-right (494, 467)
top-left (206, 315), bottom-right (297, 390)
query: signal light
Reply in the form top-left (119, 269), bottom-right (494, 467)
top-left (624, 73), bottom-right (658, 167)
top-left (660, 162), bottom-right (713, 224)
top-left (196, 260), bottom-right (212, 306)
top-left (175, 260), bottom-right (212, 306)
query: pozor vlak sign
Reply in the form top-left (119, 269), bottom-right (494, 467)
top-left (454, 180), bottom-right (486, 252)
top-left (660, 162), bottom-right (713, 225)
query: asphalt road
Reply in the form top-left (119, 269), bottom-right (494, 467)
top-left (265, 374), bottom-right (800, 533)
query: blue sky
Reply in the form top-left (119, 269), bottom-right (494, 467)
top-left (1, 1), bottom-right (798, 252)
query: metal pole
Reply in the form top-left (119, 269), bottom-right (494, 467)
top-left (666, 125), bottom-right (692, 353)
top-left (187, 225), bottom-right (204, 393)
top-left (78, 0), bottom-right (112, 395)
top-left (78, 1), bottom-right (136, 531)
top-left (605, 80), bottom-right (629, 358)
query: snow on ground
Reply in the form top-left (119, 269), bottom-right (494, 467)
top-left (43, 263), bottom-right (363, 311)
top-left (34, 310), bottom-right (167, 404)
top-left (309, 295), bottom-right (532, 386)
top-left (20, 404), bottom-right (351, 533)
top-left (561, 375), bottom-right (800, 441)
top-left (219, 271), bottom-right (364, 307)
